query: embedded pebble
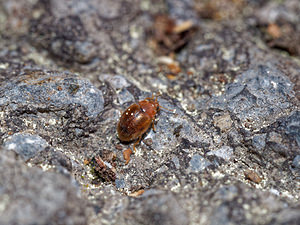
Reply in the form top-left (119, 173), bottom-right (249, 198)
top-left (99, 74), bottom-right (131, 90)
top-left (0, 73), bottom-right (104, 118)
top-left (3, 133), bottom-right (48, 161)
top-left (211, 65), bottom-right (295, 130)
top-left (207, 146), bottom-right (233, 161)
top-left (285, 111), bottom-right (300, 147)
top-left (189, 154), bottom-right (211, 172)
top-left (213, 113), bottom-right (232, 131)
top-left (0, 150), bottom-right (86, 225)
top-left (292, 155), bottom-right (300, 169)
top-left (252, 134), bottom-right (267, 150)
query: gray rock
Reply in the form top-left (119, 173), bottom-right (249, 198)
top-left (255, 1), bottom-right (300, 25)
top-left (166, 0), bottom-right (198, 22)
top-left (199, 182), bottom-right (300, 225)
top-left (255, 0), bottom-right (300, 56)
top-left (274, 208), bottom-right (300, 225)
top-left (99, 74), bottom-right (131, 90)
top-left (209, 204), bottom-right (231, 225)
top-left (172, 156), bottom-right (180, 169)
top-left (212, 65), bottom-right (295, 130)
top-left (29, 0), bottom-right (142, 64)
top-left (3, 133), bottom-right (48, 160)
top-left (0, 150), bottom-right (86, 225)
top-left (213, 112), bottom-right (232, 132)
top-left (115, 178), bottom-right (125, 189)
top-left (252, 133), bottom-right (267, 150)
top-left (292, 155), bottom-right (300, 169)
top-left (30, 14), bottom-right (96, 63)
top-left (188, 154), bottom-right (211, 172)
top-left (213, 185), bottom-right (239, 201)
top-left (0, 71), bottom-right (104, 118)
top-left (117, 88), bottom-right (135, 105)
top-left (0, 0), bottom-right (300, 225)
top-left (285, 111), bottom-right (300, 147)
top-left (207, 146), bottom-right (234, 161)
top-left (118, 191), bottom-right (189, 225)
top-left (28, 148), bottom-right (73, 173)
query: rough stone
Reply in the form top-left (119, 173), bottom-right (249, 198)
top-left (0, 71), bottom-right (104, 118)
top-left (284, 111), bottom-right (300, 147)
top-left (188, 154), bottom-right (212, 172)
top-left (255, 0), bottom-right (300, 57)
top-left (207, 146), bottom-right (233, 161)
top-left (117, 190), bottom-right (189, 225)
top-left (3, 133), bottom-right (49, 161)
top-left (213, 112), bottom-right (232, 132)
top-left (0, 0), bottom-right (299, 224)
top-left (0, 150), bottom-right (86, 225)
top-left (211, 65), bottom-right (295, 130)
top-left (292, 155), bottom-right (300, 169)
top-left (252, 133), bottom-right (267, 150)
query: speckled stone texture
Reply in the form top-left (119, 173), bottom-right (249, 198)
top-left (0, 0), bottom-right (299, 225)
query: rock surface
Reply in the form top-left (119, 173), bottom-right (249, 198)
top-left (0, 150), bottom-right (86, 225)
top-left (0, 0), bottom-right (299, 224)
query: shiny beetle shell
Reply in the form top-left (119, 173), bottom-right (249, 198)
top-left (117, 97), bottom-right (159, 143)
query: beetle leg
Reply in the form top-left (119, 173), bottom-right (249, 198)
top-left (152, 121), bottom-right (156, 132)
top-left (145, 93), bottom-right (155, 101)
top-left (133, 135), bottom-right (142, 152)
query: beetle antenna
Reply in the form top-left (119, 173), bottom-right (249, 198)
top-left (159, 104), bottom-right (176, 113)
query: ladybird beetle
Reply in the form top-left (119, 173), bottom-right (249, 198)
top-left (117, 94), bottom-right (163, 152)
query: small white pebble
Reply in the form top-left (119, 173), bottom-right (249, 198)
top-left (7, 143), bottom-right (16, 150)
top-left (25, 138), bottom-right (35, 144)
top-left (89, 88), bottom-right (96, 93)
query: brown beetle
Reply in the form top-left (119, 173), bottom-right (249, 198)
top-left (117, 95), bottom-right (162, 152)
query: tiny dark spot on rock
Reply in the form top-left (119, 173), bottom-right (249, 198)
top-left (68, 84), bottom-right (80, 95)
top-left (173, 124), bottom-right (183, 137)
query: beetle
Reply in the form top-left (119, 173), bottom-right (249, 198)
top-left (117, 94), bottom-right (164, 152)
